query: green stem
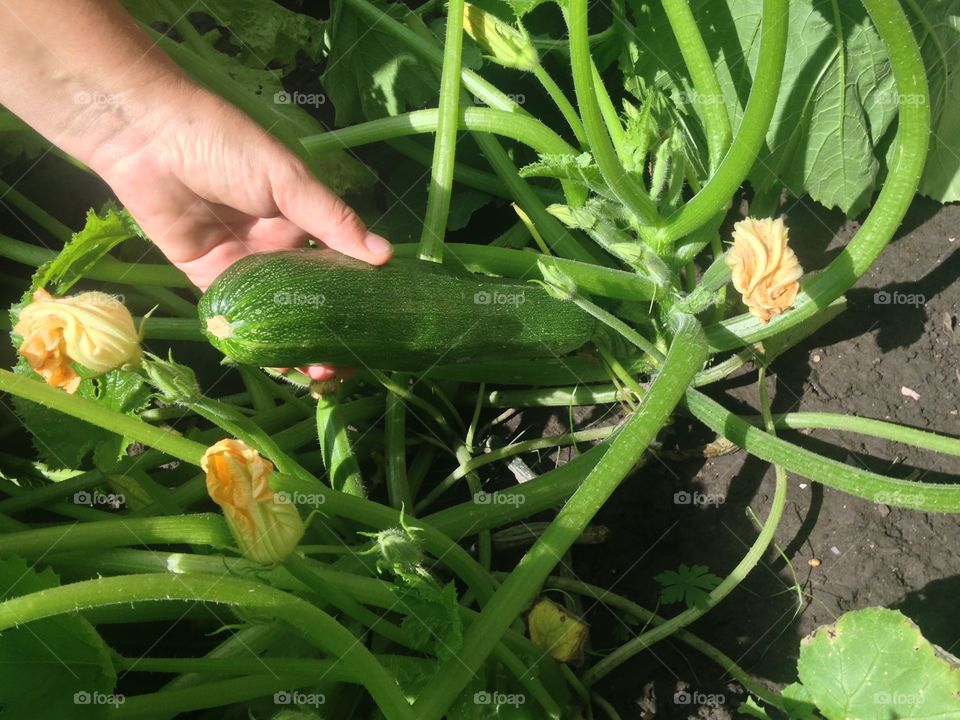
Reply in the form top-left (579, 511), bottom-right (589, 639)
top-left (342, 0), bottom-right (522, 113)
top-left (316, 392), bottom-right (367, 497)
top-left (414, 425), bottom-right (615, 512)
top-left (114, 674), bottom-right (348, 720)
top-left (659, 0), bottom-right (788, 244)
top-left (686, 390), bottom-right (960, 513)
top-left (412, 315), bottom-right (707, 719)
top-left (0, 233), bottom-right (189, 287)
top-left (0, 179), bottom-right (72, 240)
top-left (764, 412), bottom-right (960, 456)
top-left (661, 0), bottom-right (732, 171)
top-left (0, 573), bottom-right (414, 720)
top-left (533, 64), bottom-right (587, 146)
top-left (566, 1), bottom-right (660, 228)
top-left (393, 240), bottom-right (656, 301)
top-left (584, 438), bottom-right (788, 683)
top-left (418, 0), bottom-right (465, 262)
top-left (388, 138), bottom-right (563, 204)
top-left (0, 369), bottom-right (205, 463)
top-left (139, 316), bottom-right (204, 340)
top-left (0, 515), bottom-right (230, 560)
top-left (704, 0), bottom-right (930, 350)
top-left (301, 107), bottom-right (574, 158)
top-left (385, 387), bottom-right (413, 510)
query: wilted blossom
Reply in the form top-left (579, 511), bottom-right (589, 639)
top-left (201, 439), bottom-right (305, 564)
top-left (14, 288), bottom-right (142, 392)
top-left (726, 217), bottom-right (803, 323)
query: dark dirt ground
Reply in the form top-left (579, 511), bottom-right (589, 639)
top-left (545, 196), bottom-right (960, 719)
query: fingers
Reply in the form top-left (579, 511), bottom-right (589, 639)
top-left (270, 161), bottom-right (392, 266)
top-left (275, 365), bottom-right (351, 382)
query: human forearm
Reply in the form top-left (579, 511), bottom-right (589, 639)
top-left (0, 0), bottom-right (186, 170)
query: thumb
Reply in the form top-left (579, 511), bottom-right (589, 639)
top-left (270, 160), bottom-right (392, 265)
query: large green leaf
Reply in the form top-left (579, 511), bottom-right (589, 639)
top-left (796, 608), bottom-right (960, 719)
top-left (621, 0), bottom-right (898, 215)
top-left (323, 0), bottom-right (437, 125)
top-left (0, 557), bottom-right (116, 719)
top-left (908, 0), bottom-right (960, 202)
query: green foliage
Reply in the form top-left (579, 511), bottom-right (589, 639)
top-left (793, 608), bottom-right (960, 719)
top-left (375, 161), bottom-right (494, 243)
top-left (323, 0), bottom-right (437, 125)
top-left (11, 364), bottom-right (151, 470)
top-left (395, 578), bottom-right (464, 661)
top-left (655, 563), bottom-right (722, 609)
top-left (0, 556), bottom-right (115, 719)
top-left (33, 204), bottom-right (141, 294)
top-left (908, 0), bottom-right (960, 201)
top-left (622, 0), bottom-right (960, 210)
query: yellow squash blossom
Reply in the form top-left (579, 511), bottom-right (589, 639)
top-left (463, 3), bottom-right (538, 71)
top-left (726, 217), bottom-right (803, 323)
top-left (13, 288), bottom-right (142, 392)
top-left (201, 439), bottom-right (305, 564)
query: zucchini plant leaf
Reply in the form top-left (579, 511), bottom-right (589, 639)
top-left (654, 563), bottom-right (721, 609)
top-left (395, 578), bottom-right (463, 661)
top-left (795, 608), bottom-right (960, 719)
top-left (10, 361), bottom-right (151, 471)
top-left (33, 204), bottom-right (140, 294)
top-left (0, 556), bottom-right (116, 719)
top-left (621, 0), bottom-right (898, 215)
top-left (323, 0), bottom-right (437, 125)
top-left (908, 0), bottom-right (960, 202)
top-left (122, 0), bottom-right (327, 71)
top-left (373, 161), bottom-right (494, 243)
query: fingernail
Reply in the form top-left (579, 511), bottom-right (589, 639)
top-left (363, 232), bottom-right (392, 257)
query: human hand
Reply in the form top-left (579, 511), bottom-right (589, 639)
top-left (88, 79), bottom-right (391, 381)
top-left (0, 0), bottom-right (389, 381)
top-left (88, 78), bottom-right (392, 290)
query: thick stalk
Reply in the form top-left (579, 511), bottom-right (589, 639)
top-left (0, 515), bottom-right (229, 558)
top-left (566, 1), bottom-right (659, 228)
top-left (0, 233), bottom-right (189, 287)
top-left (686, 390), bottom-right (960, 513)
top-left (0, 573), bottom-right (414, 720)
top-left (0, 369), bottom-right (205, 463)
top-left (412, 315), bottom-right (707, 719)
top-left (661, 0), bottom-right (732, 171)
top-left (658, 0), bottom-right (788, 244)
top-left (418, 0), bottom-right (466, 261)
top-left (301, 107), bottom-right (574, 158)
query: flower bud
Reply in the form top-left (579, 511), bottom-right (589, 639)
top-left (13, 288), bottom-right (142, 392)
top-left (201, 439), bottom-right (305, 564)
top-left (464, 4), bottom-right (539, 71)
top-left (725, 217), bottom-right (803, 323)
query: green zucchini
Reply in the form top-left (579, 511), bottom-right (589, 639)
top-left (198, 249), bottom-right (596, 370)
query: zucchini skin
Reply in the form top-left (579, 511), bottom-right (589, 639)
top-left (198, 249), bottom-right (596, 370)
